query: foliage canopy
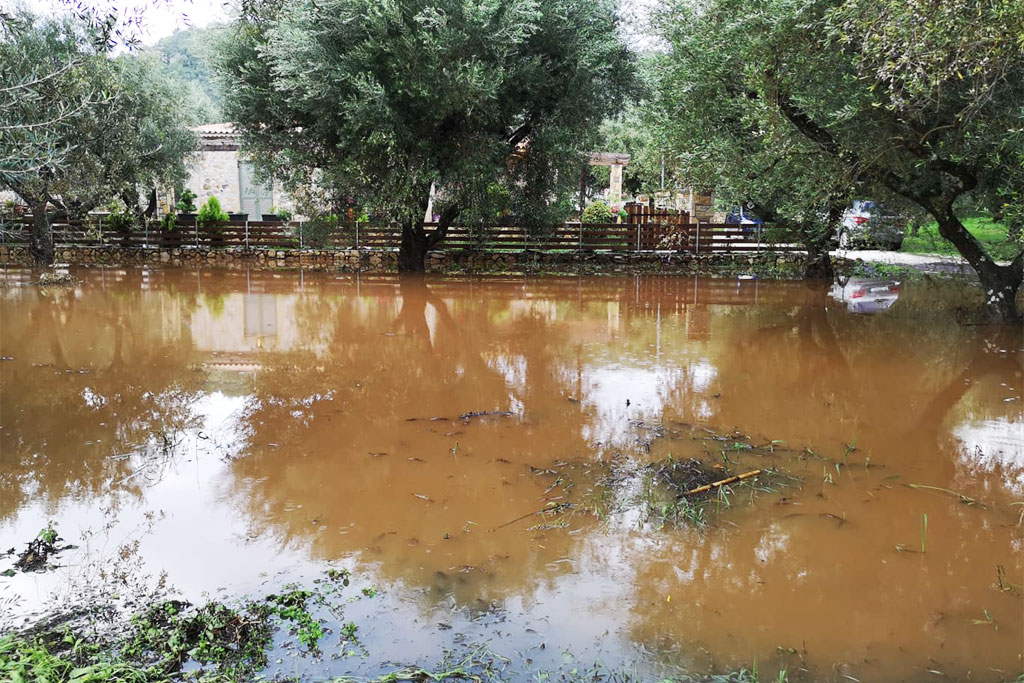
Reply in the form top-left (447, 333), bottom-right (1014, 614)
top-left (650, 0), bottom-right (1024, 320)
top-left (0, 7), bottom-right (198, 263)
top-left (219, 0), bottom-right (635, 270)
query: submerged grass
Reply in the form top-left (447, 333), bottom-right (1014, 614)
top-left (540, 421), bottom-right (803, 531)
top-left (0, 568), bottom-right (358, 683)
top-left (0, 633), bottom-right (152, 683)
top-left (640, 455), bottom-right (793, 530)
top-left (1, 620), bottom-right (792, 683)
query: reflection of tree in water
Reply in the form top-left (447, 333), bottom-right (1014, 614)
top-left (217, 274), bottom-right (1021, 674)
top-left (0, 277), bottom-right (204, 520)
top-left (700, 282), bottom-right (1011, 451)
top-left (615, 284), bottom-right (1024, 679)
top-left (226, 276), bottom-right (624, 604)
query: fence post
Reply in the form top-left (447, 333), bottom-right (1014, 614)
top-left (98, 216), bottom-right (104, 245)
top-left (695, 220), bottom-right (701, 255)
top-left (144, 219), bottom-right (149, 249)
top-left (245, 218), bottom-right (250, 250)
top-left (578, 221), bottom-right (582, 253)
top-left (194, 219), bottom-right (199, 248)
top-left (757, 225), bottom-right (762, 255)
top-left (636, 223), bottom-right (641, 253)
top-left (355, 221), bottom-right (360, 249)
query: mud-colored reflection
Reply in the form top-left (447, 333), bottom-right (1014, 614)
top-left (0, 272), bottom-right (204, 518)
top-left (0, 269), bottom-right (1020, 680)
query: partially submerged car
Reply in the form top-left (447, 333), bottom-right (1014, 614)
top-left (828, 277), bottom-right (901, 314)
top-left (838, 200), bottom-right (905, 250)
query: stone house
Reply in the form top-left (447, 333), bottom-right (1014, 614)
top-left (168, 123), bottom-right (296, 218)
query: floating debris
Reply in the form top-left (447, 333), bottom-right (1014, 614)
top-left (459, 410), bottom-right (514, 421)
top-left (13, 524), bottom-right (69, 573)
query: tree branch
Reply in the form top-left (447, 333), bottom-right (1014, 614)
top-left (425, 203), bottom-right (460, 249)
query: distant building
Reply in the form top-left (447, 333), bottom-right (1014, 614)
top-left (166, 123), bottom-right (295, 218)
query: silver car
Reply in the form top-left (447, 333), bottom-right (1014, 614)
top-left (838, 200), bottom-right (905, 250)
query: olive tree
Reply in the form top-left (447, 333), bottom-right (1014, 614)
top-left (218, 0), bottom-right (634, 272)
top-left (651, 0), bottom-right (1024, 321)
top-left (0, 9), bottom-right (197, 264)
top-left (648, 5), bottom-right (851, 279)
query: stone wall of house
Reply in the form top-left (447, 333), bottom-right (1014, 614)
top-left (185, 149), bottom-right (242, 213)
top-left (1, 244), bottom-right (808, 275)
top-left (181, 151), bottom-right (299, 218)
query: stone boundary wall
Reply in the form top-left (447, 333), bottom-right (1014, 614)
top-left (0, 245), bottom-right (808, 274)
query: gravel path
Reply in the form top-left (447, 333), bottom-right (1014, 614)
top-left (832, 249), bottom-right (981, 276)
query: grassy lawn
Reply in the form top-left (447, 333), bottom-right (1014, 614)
top-left (903, 215), bottom-right (1023, 261)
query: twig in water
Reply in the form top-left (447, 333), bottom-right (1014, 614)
top-left (907, 483), bottom-right (987, 509)
top-left (492, 503), bottom-right (573, 530)
top-left (681, 469), bottom-right (762, 496)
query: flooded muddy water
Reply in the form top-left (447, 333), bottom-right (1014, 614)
top-left (1, 269), bottom-right (1021, 681)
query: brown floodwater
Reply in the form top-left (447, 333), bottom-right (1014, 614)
top-left (0, 268), bottom-right (1021, 681)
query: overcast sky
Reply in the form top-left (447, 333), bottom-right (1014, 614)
top-left (40, 0), bottom-right (232, 45)
top-left (39, 0), bottom-right (655, 48)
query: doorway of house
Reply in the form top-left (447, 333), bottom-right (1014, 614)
top-left (239, 161), bottom-right (273, 218)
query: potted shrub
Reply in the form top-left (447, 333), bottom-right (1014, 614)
top-left (197, 195), bottom-right (230, 246)
top-left (175, 189), bottom-right (198, 220)
top-left (160, 212), bottom-right (176, 231)
top-left (262, 206), bottom-right (292, 223)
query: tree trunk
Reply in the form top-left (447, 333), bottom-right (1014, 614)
top-left (978, 258), bottom-right (1023, 324)
top-left (933, 211), bottom-right (1023, 323)
top-left (398, 221), bottom-right (429, 273)
top-left (29, 203), bottom-right (54, 265)
top-left (803, 245), bottom-right (834, 280)
top-left (803, 209), bottom-right (839, 280)
top-left (144, 188), bottom-right (157, 218)
top-left (396, 206), bottom-right (459, 273)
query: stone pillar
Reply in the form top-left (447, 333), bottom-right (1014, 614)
top-left (609, 164), bottom-right (623, 204)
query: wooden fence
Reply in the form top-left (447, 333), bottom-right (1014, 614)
top-left (624, 203), bottom-right (691, 226)
top-left (0, 217), bottom-right (802, 254)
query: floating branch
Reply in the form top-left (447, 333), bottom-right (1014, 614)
top-left (682, 469), bottom-right (762, 496)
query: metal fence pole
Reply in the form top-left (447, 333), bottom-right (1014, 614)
top-left (99, 216), bottom-right (103, 245)
top-left (578, 221), bottom-right (582, 252)
top-left (299, 221), bottom-right (304, 249)
top-left (245, 218), bottom-right (250, 250)
top-left (695, 220), bottom-right (701, 255)
top-left (355, 221), bottom-right (360, 249)
top-left (194, 219), bottom-right (199, 248)
top-left (636, 222), bottom-right (641, 253)
top-left (144, 220), bottom-right (149, 249)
